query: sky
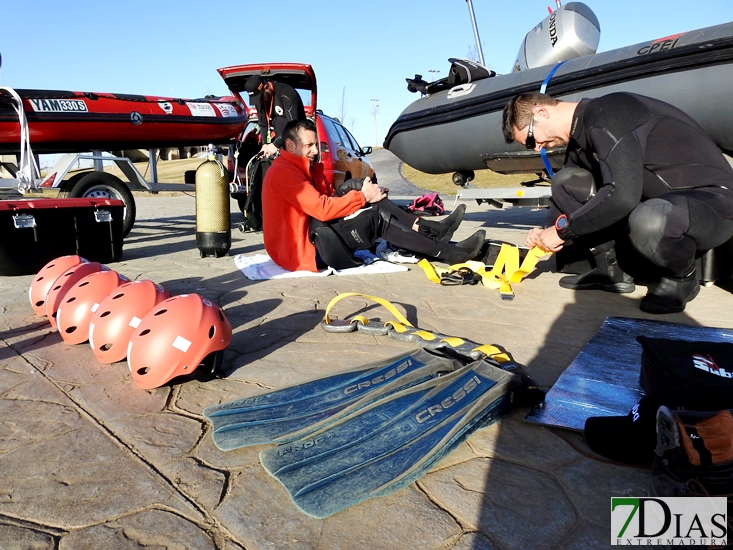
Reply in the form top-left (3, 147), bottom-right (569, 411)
top-left (2, 0), bottom-right (733, 149)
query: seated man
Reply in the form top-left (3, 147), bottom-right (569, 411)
top-left (502, 91), bottom-right (733, 314)
top-left (262, 119), bottom-right (485, 272)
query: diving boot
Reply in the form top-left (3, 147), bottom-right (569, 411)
top-left (559, 245), bottom-right (635, 293)
top-left (431, 229), bottom-right (486, 264)
top-left (640, 269), bottom-right (700, 314)
top-left (418, 204), bottom-right (466, 244)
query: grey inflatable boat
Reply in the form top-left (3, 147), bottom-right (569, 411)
top-left (384, 3), bottom-right (733, 179)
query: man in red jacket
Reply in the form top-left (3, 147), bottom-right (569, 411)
top-left (262, 119), bottom-right (485, 272)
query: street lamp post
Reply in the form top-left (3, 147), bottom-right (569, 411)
top-left (370, 99), bottom-right (380, 147)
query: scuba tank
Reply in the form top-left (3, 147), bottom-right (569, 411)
top-left (195, 147), bottom-right (231, 258)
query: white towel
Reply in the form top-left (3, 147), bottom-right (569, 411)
top-left (234, 251), bottom-right (408, 281)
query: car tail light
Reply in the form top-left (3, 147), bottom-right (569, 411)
top-left (320, 142), bottom-right (332, 163)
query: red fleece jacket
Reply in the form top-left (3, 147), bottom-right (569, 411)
top-left (262, 149), bottom-right (366, 272)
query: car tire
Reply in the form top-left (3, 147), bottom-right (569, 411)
top-left (60, 172), bottom-right (136, 237)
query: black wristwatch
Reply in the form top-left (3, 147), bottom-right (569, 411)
top-left (554, 214), bottom-right (576, 240)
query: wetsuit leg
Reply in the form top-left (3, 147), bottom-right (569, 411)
top-left (329, 200), bottom-right (484, 261)
top-left (327, 201), bottom-right (433, 254)
top-left (628, 191), bottom-right (733, 275)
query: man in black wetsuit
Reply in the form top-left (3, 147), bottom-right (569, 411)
top-left (245, 74), bottom-right (306, 157)
top-left (502, 91), bottom-right (733, 314)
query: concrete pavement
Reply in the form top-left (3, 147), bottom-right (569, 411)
top-left (2, 158), bottom-right (732, 549)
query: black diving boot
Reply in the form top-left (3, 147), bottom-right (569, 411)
top-left (431, 229), bottom-right (486, 264)
top-left (559, 244), bottom-right (635, 293)
top-left (418, 204), bottom-right (466, 244)
top-left (640, 269), bottom-right (700, 314)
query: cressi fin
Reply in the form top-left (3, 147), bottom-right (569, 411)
top-left (204, 348), bottom-right (467, 451)
top-left (259, 358), bottom-right (526, 518)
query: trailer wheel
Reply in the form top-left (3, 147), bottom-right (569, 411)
top-left (452, 171), bottom-right (475, 187)
top-left (60, 172), bottom-right (136, 236)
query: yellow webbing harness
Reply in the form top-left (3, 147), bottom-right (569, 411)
top-left (321, 292), bottom-right (513, 365)
top-left (418, 244), bottom-right (547, 300)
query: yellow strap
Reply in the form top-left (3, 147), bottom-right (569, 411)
top-left (417, 258), bottom-right (442, 283)
top-left (508, 246), bottom-right (547, 283)
top-left (323, 292), bottom-right (413, 327)
top-left (441, 336), bottom-right (466, 347)
top-left (323, 293), bottom-right (512, 363)
top-left (418, 244), bottom-right (547, 299)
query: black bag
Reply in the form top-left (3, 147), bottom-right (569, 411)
top-left (446, 58), bottom-right (495, 87)
top-left (235, 155), bottom-right (272, 232)
top-left (637, 336), bottom-right (733, 399)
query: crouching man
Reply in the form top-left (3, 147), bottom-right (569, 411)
top-left (502, 91), bottom-right (733, 314)
top-left (262, 119), bottom-right (485, 271)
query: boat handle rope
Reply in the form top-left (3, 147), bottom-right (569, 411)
top-left (321, 292), bottom-right (514, 365)
top-left (0, 87), bottom-right (41, 191)
top-left (417, 244), bottom-right (547, 300)
top-left (538, 61), bottom-right (567, 178)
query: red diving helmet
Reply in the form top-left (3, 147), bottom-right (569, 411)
top-left (57, 270), bottom-right (129, 345)
top-left (89, 280), bottom-right (171, 364)
top-left (127, 294), bottom-right (232, 389)
top-left (29, 255), bottom-right (87, 316)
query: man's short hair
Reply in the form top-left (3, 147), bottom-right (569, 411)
top-left (282, 119), bottom-right (317, 146)
top-left (502, 92), bottom-right (559, 143)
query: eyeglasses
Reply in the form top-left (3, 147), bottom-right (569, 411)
top-left (525, 116), bottom-right (536, 150)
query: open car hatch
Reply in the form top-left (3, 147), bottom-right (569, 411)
top-left (217, 63), bottom-right (317, 119)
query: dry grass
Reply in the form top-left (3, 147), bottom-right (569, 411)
top-left (40, 154), bottom-right (539, 197)
top-left (400, 164), bottom-right (540, 195)
top-left (103, 157), bottom-right (205, 184)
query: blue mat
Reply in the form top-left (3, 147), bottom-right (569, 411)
top-left (524, 317), bottom-right (733, 431)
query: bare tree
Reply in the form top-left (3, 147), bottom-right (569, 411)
top-left (337, 86), bottom-right (357, 132)
top-left (338, 87), bottom-right (347, 122)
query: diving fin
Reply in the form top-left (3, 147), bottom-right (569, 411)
top-left (259, 358), bottom-right (526, 519)
top-left (204, 348), bottom-right (467, 451)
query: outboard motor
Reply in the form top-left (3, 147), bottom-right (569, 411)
top-left (512, 2), bottom-right (600, 72)
top-left (195, 147), bottom-right (231, 258)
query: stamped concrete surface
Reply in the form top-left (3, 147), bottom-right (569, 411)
top-left (2, 153), bottom-right (733, 549)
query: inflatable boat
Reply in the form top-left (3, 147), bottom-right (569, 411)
top-left (385, 3), bottom-right (733, 177)
top-left (0, 88), bottom-right (247, 154)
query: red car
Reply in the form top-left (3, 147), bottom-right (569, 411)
top-left (218, 63), bottom-right (376, 186)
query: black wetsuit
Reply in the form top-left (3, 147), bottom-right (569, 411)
top-left (256, 82), bottom-right (306, 146)
top-left (551, 92), bottom-right (733, 274)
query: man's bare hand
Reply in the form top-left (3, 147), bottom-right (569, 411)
top-left (361, 178), bottom-right (386, 203)
top-left (525, 227), bottom-right (543, 248)
top-left (260, 143), bottom-right (278, 157)
top-left (526, 226), bottom-right (564, 252)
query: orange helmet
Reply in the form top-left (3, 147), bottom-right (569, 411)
top-left (127, 294), bottom-right (232, 389)
top-left (89, 280), bottom-right (171, 364)
top-left (45, 262), bottom-right (105, 329)
top-left (57, 270), bottom-right (129, 345)
top-left (29, 255), bottom-right (87, 316)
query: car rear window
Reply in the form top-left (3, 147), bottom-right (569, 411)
top-left (342, 126), bottom-right (362, 150)
top-left (332, 121), bottom-right (354, 150)
top-left (320, 117), bottom-right (344, 146)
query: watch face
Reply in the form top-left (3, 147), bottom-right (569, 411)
top-left (556, 216), bottom-right (567, 229)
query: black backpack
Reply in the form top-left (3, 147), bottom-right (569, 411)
top-left (235, 155), bottom-right (272, 233)
top-left (446, 58), bottom-right (495, 86)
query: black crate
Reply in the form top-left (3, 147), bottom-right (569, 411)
top-left (0, 199), bottom-right (78, 276)
top-left (74, 199), bottom-right (124, 264)
top-left (0, 198), bottom-right (124, 276)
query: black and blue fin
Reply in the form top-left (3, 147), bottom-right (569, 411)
top-left (259, 358), bottom-right (524, 518)
top-left (204, 348), bottom-right (465, 451)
